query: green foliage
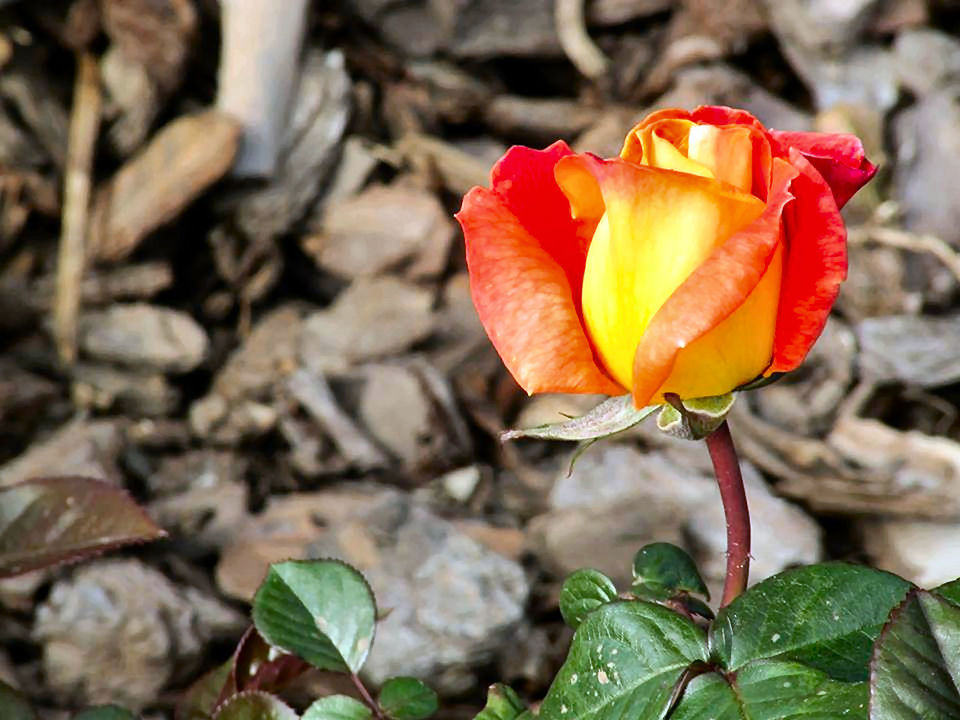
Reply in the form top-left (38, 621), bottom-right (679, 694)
top-left (176, 659), bottom-right (234, 720)
top-left (870, 590), bottom-right (960, 719)
top-left (631, 543), bottom-right (709, 600)
top-left (0, 680), bottom-right (37, 720)
top-left (377, 678), bottom-right (438, 720)
top-left (538, 601), bottom-right (709, 720)
top-left (252, 560), bottom-right (376, 674)
top-left (211, 691), bottom-right (299, 720)
top-left (302, 695), bottom-right (373, 720)
top-left (474, 685), bottom-right (529, 720)
top-left (670, 662), bottom-right (868, 719)
top-left (501, 395), bottom-right (657, 443)
top-left (559, 569), bottom-right (619, 629)
top-left (0, 476), bottom-right (166, 578)
top-left (72, 707), bottom-right (138, 720)
top-left (710, 564), bottom-right (911, 681)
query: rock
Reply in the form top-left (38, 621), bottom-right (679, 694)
top-left (303, 182), bottom-right (455, 281)
top-left (894, 28), bottom-right (960, 97)
top-left (429, 272), bottom-right (488, 373)
top-left (587, 0), bottom-right (674, 26)
top-left (857, 314), bottom-right (960, 388)
top-left (821, 415), bottom-right (960, 518)
top-left (529, 443), bottom-right (821, 595)
top-left (781, 44), bottom-right (899, 113)
top-left (147, 451), bottom-right (249, 554)
top-left (864, 519), bottom-right (960, 587)
top-left (286, 368), bottom-right (387, 471)
top-left (313, 135), bottom-right (380, 209)
top-left (837, 245), bottom-right (922, 321)
top-left (299, 277), bottom-right (435, 373)
top-left (483, 96), bottom-right (603, 143)
top-left (352, 0), bottom-right (560, 58)
top-left (100, 0), bottom-right (197, 94)
top-left (752, 317), bottom-right (856, 435)
top-left (357, 364), bottom-right (433, 469)
top-left (216, 487), bottom-right (529, 693)
top-left (441, 465), bottom-right (483, 503)
top-left (449, 0), bottom-right (562, 58)
top-left (893, 88), bottom-right (960, 246)
top-left (652, 65), bottom-right (813, 131)
top-left (77, 303), bottom-right (209, 373)
top-left (100, 44), bottom-right (160, 155)
top-left (761, 0), bottom-right (881, 52)
top-left (33, 560), bottom-right (244, 710)
top-left (231, 49), bottom-right (351, 242)
top-left (189, 304), bottom-right (304, 442)
top-left (71, 363), bottom-right (179, 417)
top-left (0, 418), bottom-right (124, 488)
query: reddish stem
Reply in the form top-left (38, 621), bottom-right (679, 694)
top-left (352, 672), bottom-right (384, 719)
top-left (704, 420), bottom-right (751, 607)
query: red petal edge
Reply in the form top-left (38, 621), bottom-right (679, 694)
top-left (766, 148), bottom-right (848, 373)
top-left (770, 130), bottom-right (877, 209)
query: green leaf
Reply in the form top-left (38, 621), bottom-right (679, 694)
top-left (175, 659), bottom-right (233, 720)
top-left (378, 677), bottom-right (438, 720)
top-left (0, 680), bottom-right (37, 720)
top-left (632, 543), bottom-right (709, 600)
top-left (474, 684), bottom-right (528, 720)
top-left (302, 695), bottom-right (373, 720)
top-left (560, 569), bottom-right (619, 630)
top-left (671, 661), bottom-right (868, 719)
top-left (252, 559), bottom-right (376, 673)
top-left (870, 590), bottom-right (960, 719)
top-left (539, 600), bottom-right (708, 720)
top-left (501, 395), bottom-right (657, 443)
top-left (710, 564), bottom-right (911, 681)
top-left (0, 477), bottom-right (166, 578)
top-left (72, 707), bottom-right (138, 720)
top-left (656, 394), bottom-right (735, 441)
top-left (211, 691), bottom-right (299, 720)
top-left (933, 578), bottom-right (960, 607)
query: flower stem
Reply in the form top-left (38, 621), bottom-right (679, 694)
top-left (352, 672), bottom-right (384, 719)
top-left (704, 420), bottom-right (750, 607)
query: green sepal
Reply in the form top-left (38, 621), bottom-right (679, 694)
top-left (656, 394), bottom-right (735, 441)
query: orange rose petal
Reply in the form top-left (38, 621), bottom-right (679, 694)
top-left (489, 141), bottom-right (596, 297)
top-left (765, 149), bottom-right (848, 374)
top-left (770, 130), bottom-right (878, 208)
top-left (559, 155), bottom-right (766, 392)
top-left (630, 159), bottom-right (800, 407)
top-left (687, 124), bottom-right (754, 192)
top-left (458, 186), bottom-right (623, 396)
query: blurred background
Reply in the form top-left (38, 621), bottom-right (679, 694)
top-left (2, 0), bottom-right (960, 716)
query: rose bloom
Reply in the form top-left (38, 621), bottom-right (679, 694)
top-left (457, 106), bottom-right (876, 408)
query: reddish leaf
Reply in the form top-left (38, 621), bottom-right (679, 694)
top-left (231, 626), bottom-right (311, 696)
top-left (0, 476), bottom-right (166, 578)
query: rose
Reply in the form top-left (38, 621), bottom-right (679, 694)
top-left (456, 106), bottom-right (876, 408)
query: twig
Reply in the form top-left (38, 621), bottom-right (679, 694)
top-left (555, 0), bottom-right (609, 80)
top-left (704, 421), bottom-right (751, 608)
top-left (848, 224), bottom-right (960, 286)
top-left (53, 51), bottom-right (100, 367)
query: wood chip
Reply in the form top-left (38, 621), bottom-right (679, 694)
top-left (88, 110), bottom-right (241, 263)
